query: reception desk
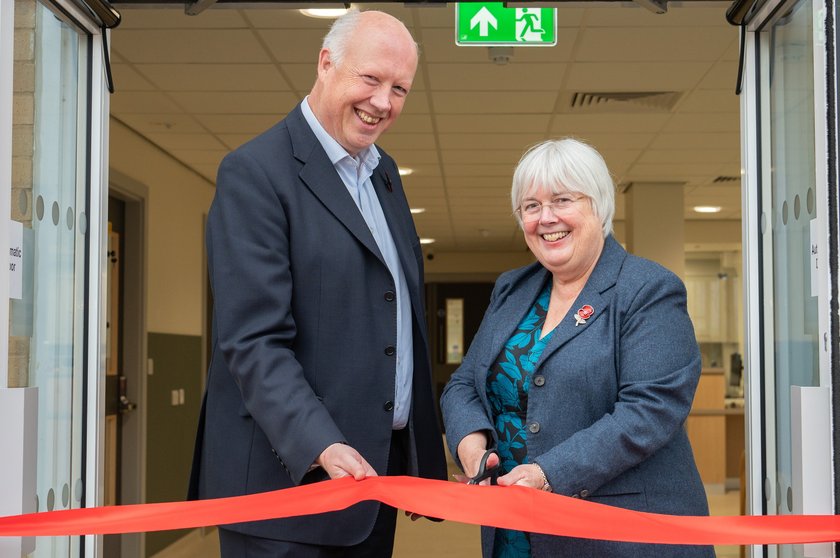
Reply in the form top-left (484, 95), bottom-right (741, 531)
top-left (685, 369), bottom-right (745, 490)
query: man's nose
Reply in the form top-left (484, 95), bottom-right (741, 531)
top-left (370, 87), bottom-right (392, 112)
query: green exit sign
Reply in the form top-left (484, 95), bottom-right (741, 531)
top-left (456, 3), bottom-right (557, 46)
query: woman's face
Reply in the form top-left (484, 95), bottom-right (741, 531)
top-left (520, 185), bottom-right (605, 282)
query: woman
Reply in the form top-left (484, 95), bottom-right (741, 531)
top-left (440, 138), bottom-right (714, 558)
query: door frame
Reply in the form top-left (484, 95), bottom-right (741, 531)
top-left (109, 170), bottom-right (149, 558)
top-left (741, 0), bottom-right (837, 555)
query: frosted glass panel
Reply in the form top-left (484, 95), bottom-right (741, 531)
top-left (765, 0), bottom-right (820, 555)
top-left (10, 1), bottom-right (90, 556)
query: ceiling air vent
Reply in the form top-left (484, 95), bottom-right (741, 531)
top-left (567, 91), bottom-right (682, 113)
top-left (713, 176), bottom-right (740, 183)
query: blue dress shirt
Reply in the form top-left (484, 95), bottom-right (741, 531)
top-left (301, 97), bottom-right (413, 429)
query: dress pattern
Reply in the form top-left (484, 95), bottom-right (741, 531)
top-left (485, 281), bottom-right (554, 558)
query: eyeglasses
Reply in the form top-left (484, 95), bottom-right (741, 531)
top-left (515, 195), bottom-right (585, 222)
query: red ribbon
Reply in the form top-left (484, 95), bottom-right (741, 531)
top-left (1, 476), bottom-right (839, 544)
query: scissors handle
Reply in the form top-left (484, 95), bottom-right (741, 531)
top-left (468, 449), bottom-right (499, 485)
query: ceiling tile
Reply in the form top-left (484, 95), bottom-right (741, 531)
top-left (110, 91), bottom-right (183, 114)
top-left (386, 149), bottom-right (440, 165)
top-left (442, 164), bottom-right (518, 177)
top-left (663, 113), bottom-right (740, 132)
top-left (217, 134), bottom-right (257, 150)
top-left (114, 30), bottom-right (270, 63)
top-left (436, 114), bottom-right (549, 134)
top-left (566, 61), bottom-right (712, 91)
top-left (243, 8), bottom-right (347, 29)
top-left (441, 150), bottom-right (522, 165)
top-left (432, 91), bottom-right (558, 114)
top-left (678, 89), bottom-right (739, 113)
top-left (145, 133), bottom-right (227, 151)
top-left (697, 62), bottom-right (735, 89)
top-left (118, 8), bottom-right (248, 29)
top-left (116, 113), bottom-right (205, 134)
top-left (649, 132), bottom-right (740, 151)
top-left (111, 63), bottom-right (155, 91)
top-left (427, 63), bottom-right (568, 91)
top-left (377, 133), bottom-right (438, 150)
top-left (628, 162), bottom-right (722, 178)
top-left (639, 149), bottom-right (739, 165)
top-left (588, 5), bottom-right (729, 27)
top-left (258, 29), bottom-right (329, 63)
top-left (169, 149), bottom-right (228, 167)
top-left (550, 114), bottom-right (670, 133)
top-left (137, 64), bottom-right (291, 91)
top-left (576, 27), bottom-right (735, 62)
top-left (195, 114), bottom-right (283, 134)
top-left (438, 133), bottom-right (544, 150)
top-left (569, 132), bottom-right (656, 151)
top-left (388, 114), bottom-right (434, 134)
top-left (168, 91), bottom-right (297, 114)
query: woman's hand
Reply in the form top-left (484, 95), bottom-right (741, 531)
top-left (496, 463), bottom-right (550, 491)
top-left (456, 431), bottom-right (497, 481)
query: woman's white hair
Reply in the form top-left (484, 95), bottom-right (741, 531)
top-left (322, 8), bottom-right (418, 67)
top-left (510, 138), bottom-right (615, 237)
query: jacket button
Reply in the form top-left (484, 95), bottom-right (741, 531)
top-left (528, 422), bottom-right (540, 434)
top-left (580, 489), bottom-right (590, 498)
top-left (571, 493), bottom-right (580, 498)
top-left (533, 375), bottom-right (545, 387)
top-left (384, 291), bottom-right (395, 302)
top-left (384, 346), bottom-right (396, 356)
top-left (384, 401), bottom-right (394, 412)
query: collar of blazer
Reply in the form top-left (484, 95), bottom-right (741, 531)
top-left (489, 235), bottom-right (628, 367)
top-left (285, 104), bottom-right (421, 300)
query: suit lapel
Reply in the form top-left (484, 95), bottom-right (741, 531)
top-left (370, 166), bottom-right (420, 298)
top-left (488, 265), bottom-right (550, 360)
top-left (536, 236), bottom-right (627, 367)
top-left (287, 106), bottom-right (386, 264)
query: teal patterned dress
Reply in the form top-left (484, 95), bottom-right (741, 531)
top-left (485, 281), bottom-right (555, 558)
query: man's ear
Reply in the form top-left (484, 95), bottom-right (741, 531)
top-left (316, 49), bottom-right (332, 78)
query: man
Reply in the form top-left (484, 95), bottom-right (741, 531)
top-left (188, 9), bottom-right (447, 557)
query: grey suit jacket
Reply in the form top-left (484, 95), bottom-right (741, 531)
top-left (441, 236), bottom-right (715, 557)
top-left (189, 104), bottom-right (447, 545)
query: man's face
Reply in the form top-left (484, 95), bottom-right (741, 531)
top-left (314, 18), bottom-right (418, 156)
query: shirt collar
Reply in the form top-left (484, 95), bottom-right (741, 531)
top-left (301, 96), bottom-right (380, 171)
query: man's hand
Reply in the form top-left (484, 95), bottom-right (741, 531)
top-left (317, 443), bottom-right (377, 480)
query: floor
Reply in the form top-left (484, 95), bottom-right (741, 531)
top-left (154, 448), bottom-right (744, 558)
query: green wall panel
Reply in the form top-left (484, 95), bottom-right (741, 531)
top-left (146, 332), bottom-right (203, 557)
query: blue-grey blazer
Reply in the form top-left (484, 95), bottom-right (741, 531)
top-left (441, 236), bottom-right (715, 557)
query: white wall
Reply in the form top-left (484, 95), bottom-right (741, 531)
top-left (109, 118), bottom-right (215, 335)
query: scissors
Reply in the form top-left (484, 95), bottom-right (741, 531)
top-left (467, 448), bottom-right (500, 485)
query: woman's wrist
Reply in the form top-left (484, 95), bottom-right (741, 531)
top-left (534, 463), bottom-right (552, 492)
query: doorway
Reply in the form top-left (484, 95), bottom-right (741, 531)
top-left (106, 175), bottom-right (149, 558)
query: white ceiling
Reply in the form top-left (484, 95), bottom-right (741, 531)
top-left (109, 1), bottom-right (742, 252)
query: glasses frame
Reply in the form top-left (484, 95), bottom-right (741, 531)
top-left (514, 194), bottom-right (586, 223)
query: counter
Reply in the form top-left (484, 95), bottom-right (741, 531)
top-left (686, 369), bottom-right (745, 490)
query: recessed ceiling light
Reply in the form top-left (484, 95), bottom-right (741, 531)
top-left (419, 238), bottom-right (435, 245)
top-left (299, 8), bottom-right (349, 19)
top-left (410, 208), bottom-right (426, 214)
top-left (693, 206), bottom-right (722, 213)
top-left (398, 167), bottom-right (413, 176)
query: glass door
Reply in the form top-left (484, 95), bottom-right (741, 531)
top-left (9, 0), bottom-right (110, 556)
top-left (743, 0), bottom-right (834, 555)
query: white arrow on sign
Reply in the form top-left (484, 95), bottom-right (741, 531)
top-left (470, 6), bottom-right (497, 37)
